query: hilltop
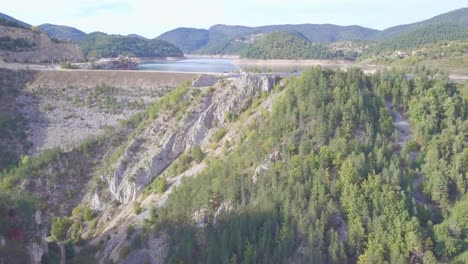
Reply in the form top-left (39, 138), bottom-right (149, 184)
top-left (37, 23), bottom-right (87, 42)
top-left (157, 8), bottom-right (468, 56)
top-left (378, 7), bottom-right (468, 39)
top-left (37, 25), bottom-right (183, 59)
top-left (239, 31), bottom-right (345, 60)
top-left (78, 32), bottom-right (183, 58)
top-left (0, 24), bottom-right (83, 63)
top-left (1, 8), bottom-right (466, 60)
top-left (158, 24), bottom-right (379, 54)
top-left (0, 12), bottom-right (31, 28)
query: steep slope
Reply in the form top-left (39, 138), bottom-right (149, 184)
top-left (378, 7), bottom-right (468, 39)
top-left (0, 69), bottom-right (35, 170)
top-left (0, 12), bottom-right (31, 28)
top-left (0, 67), bottom-right (195, 263)
top-left (37, 23), bottom-right (87, 42)
top-left (89, 68), bottom-right (465, 263)
top-left (79, 32), bottom-right (183, 58)
top-left (1, 68), bottom-right (466, 263)
top-left (0, 25), bottom-right (83, 63)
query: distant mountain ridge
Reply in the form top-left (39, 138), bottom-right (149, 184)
top-left (157, 24), bottom-right (380, 54)
top-left (158, 8), bottom-right (468, 55)
top-left (78, 32), bottom-right (183, 58)
top-left (378, 7), bottom-right (468, 39)
top-left (37, 23), bottom-right (87, 42)
top-left (368, 24), bottom-right (468, 53)
top-left (0, 7), bottom-right (467, 58)
top-left (239, 31), bottom-right (348, 60)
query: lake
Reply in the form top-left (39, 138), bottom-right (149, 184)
top-left (136, 57), bottom-right (355, 74)
top-left (137, 58), bottom-right (239, 73)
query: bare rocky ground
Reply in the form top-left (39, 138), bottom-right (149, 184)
top-left (15, 71), bottom-right (195, 155)
top-left (18, 85), bottom-right (159, 155)
top-left (385, 102), bottom-right (437, 210)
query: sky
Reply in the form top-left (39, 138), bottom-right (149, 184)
top-left (2, 0), bottom-right (467, 38)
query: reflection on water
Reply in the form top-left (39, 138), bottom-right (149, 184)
top-left (137, 58), bottom-right (312, 73)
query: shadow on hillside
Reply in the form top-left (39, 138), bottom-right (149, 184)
top-left (146, 208), bottom-right (315, 264)
top-left (0, 68), bottom-right (48, 169)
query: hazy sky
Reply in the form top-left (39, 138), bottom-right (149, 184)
top-left (2, 0), bottom-right (467, 38)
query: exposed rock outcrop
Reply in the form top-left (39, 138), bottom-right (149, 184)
top-left (191, 74), bottom-right (219, 87)
top-left (106, 75), bottom-right (280, 204)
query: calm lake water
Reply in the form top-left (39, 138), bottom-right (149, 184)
top-left (137, 58), bottom-right (239, 73)
top-left (136, 58), bottom-right (340, 73)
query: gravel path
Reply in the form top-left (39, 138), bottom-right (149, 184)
top-left (385, 101), bottom-right (437, 209)
top-left (385, 101), bottom-right (412, 147)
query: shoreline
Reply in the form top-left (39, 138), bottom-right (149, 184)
top-left (1, 60), bottom-right (467, 82)
top-left (234, 58), bottom-right (354, 66)
top-left (186, 54), bottom-right (239, 59)
top-left (133, 56), bottom-right (185, 62)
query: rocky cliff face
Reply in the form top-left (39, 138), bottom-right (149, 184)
top-left (88, 74), bottom-right (280, 263)
top-left (5, 73), bottom-right (280, 263)
top-left (105, 75), bottom-right (280, 204)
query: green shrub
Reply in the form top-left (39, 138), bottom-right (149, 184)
top-left (51, 217), bottom-right (70, 241)
top-left (83, 207), bottom-right (94, 221)
top-left (70, 221), bottom-right (83, 241)
top-left (134, 203), bottom-right (143, 215)
top-left (191, 146), bottom-right (204, 163)
top-left (72, 205), bottom-right (83, 217)
top-left (126, 225), bottom-right (135, 239)
top-left (213, 128), bottom-right (227, 142)
top-left (179, 153), bottom-right (193, 167)
top-left (155, 177), bottom-right (167, 194)
top-left (60, 61), bottom-right (79, 69)
top-left (119, 246), bottom-right (131, 259)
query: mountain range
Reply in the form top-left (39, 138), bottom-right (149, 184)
top-left (0, 7), bottom-right (467, 56)
top-left (158, 7), bottom-right (468, 54)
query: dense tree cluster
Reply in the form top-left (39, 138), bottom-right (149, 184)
top-left (145, 67), bottom-right (466, 263)
top-left (78, 33), bottom-right (183, 59)
top-left (365, 24), bottom-right (468, 56)
top-left (240, 31), bottom-right (347, 60)
top-left (0, 17), bottom-right (28, 29)
top-left (0, 36), bottom-right (34, 52)
top-left (194, 37), bottom-right (250, 55)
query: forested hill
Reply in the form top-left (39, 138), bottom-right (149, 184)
top-left (156, 27), bottom-right (210, 53)
top-left (0, 12), bottom-right (31, 28)
top-left (78, 32), bottom-right (183, 58)
top-left (366, 24), bottom-right (468, 53)
top-left (157, 24), bottom-right (379, 54)
top-left (37, 23), bottom-right (88, 42)
top-left (148, 67), bottom-right (467, 263)
top-left (157, 8), bottom-right (468, 55)
top-left (378, 7), bottom-right (468, 39)
top-left (239, 31), bottom-right (347, 60)
top-left (0, 67), bottom-right (466, 262)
